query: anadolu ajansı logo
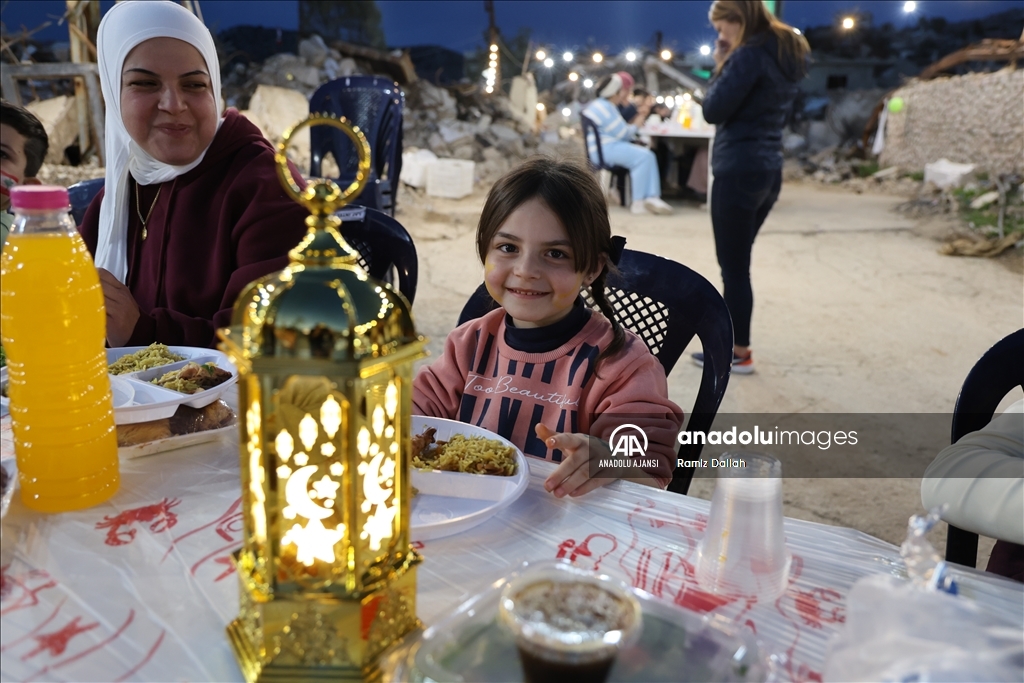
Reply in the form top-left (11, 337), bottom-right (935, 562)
top-left (609, 424), bottom-right (648, 458)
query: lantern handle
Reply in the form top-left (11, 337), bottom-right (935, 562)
top-left (274, 113), bottom-right (372, 217)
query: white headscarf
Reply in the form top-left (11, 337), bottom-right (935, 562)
top-left (95, 0), bottom-right (223, 282)
top-left (599, 74), bottom-right (624, 99)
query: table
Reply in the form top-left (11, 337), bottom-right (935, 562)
top-left (2, 416), bottom-right (1022, 682)
top-left (638, 122), bottom-right (715, 207)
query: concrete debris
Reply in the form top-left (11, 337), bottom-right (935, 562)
top-left (298, 35), bottom-right (329, 68)
top-left (969, 191), bottom-right (1000, 210)
top-left (243, 85), bottom-right (311, 167)
top-left (871, 166), bottom-right (900, 179)
top-left (25, 95), bottom-right (78, 164)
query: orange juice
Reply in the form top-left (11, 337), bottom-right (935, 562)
top-left (0, 190), bottom-right (119, 512)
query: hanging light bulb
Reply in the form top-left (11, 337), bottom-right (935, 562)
top-left (568, 72), bottom-right (579, 82)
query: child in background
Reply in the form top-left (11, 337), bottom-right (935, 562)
top-left (1, 101), bottom-right (49, 246)
top-left (414, 157), bottom-right (683, 498)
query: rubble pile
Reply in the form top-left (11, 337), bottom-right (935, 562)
top-left (880, 69), bottom-right (1024, 176)
top-left (219, 34), bottom-right (584, 191)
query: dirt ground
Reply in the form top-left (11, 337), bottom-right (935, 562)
top-left (395, 179), bottom-right (1024, 567)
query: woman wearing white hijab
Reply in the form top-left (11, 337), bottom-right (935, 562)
top-left (581, 72), bottom-right (673, 216)
top-left (79, 0), bottom-right (308, 348)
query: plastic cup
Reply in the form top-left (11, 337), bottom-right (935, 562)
top-left (695, 452), bottom-right (791, 602)
top-left (498, 562), bottom-right (642, 683)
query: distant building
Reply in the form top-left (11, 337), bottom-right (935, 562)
top-left (803, 56), bottom-right (917, 95)
top-left (403, 45), bottom-right (464, 85)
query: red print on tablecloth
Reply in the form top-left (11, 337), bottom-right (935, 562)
top-left (555, 533), bottom-right (618, 571)
top-left (0, 566), bottom-right (57, 615)
top-left (792, 587), bottom-right (845, 629)
top-left (615, 499), bottom-right (741, 615)
top-left (21, 616), bottom-right (99, 660)
top-left (773, 555), bottom-right (831, 683)
top-left (95, 498), bottom-right (181, 546)
top-left (21, 609), bottom-right (136, 682)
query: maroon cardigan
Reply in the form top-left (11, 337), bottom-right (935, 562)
top-left (80, 109), bottom-right (309, 348)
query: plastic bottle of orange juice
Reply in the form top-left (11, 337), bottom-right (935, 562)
top-left (0, 185), bottom-right (119, 512)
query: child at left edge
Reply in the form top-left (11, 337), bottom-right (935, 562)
top-left (1, 100), bottom-right (49, 246)
top-left (413, 157), bottom-right (683, 498)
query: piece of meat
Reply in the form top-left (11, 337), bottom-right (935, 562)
top-left (411, 426), bottom-right (437, 457)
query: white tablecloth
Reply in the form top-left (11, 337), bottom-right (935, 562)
top-left (2, 429), bottom-right (1021, 682)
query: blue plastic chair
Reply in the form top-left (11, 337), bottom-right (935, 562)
top-left (334, 205), bottom-right (418, 304)
top-left (68, 177), bottom-right (105, 225)
top-left (580, 114), bottom-right (629, 207)
top-left (458, 248), bottom-right (734, 494)
top-left (65, 180), bottom-right (417, 304)
top-left (944, 328), bottom-right (1024, 568)
top-left (309, 76), bottom-right (404, 216)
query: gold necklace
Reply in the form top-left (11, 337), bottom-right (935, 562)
top-left (135, 182), bottom-right (161, 241)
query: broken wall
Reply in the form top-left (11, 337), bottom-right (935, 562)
top-left (880, 68), bottom-right (1024, 175)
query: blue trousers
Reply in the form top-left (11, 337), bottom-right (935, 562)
top-left (599, 141), bottom-right (662, 204)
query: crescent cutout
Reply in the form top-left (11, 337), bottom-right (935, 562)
top-left (284, 465), bottom-right (332, 520)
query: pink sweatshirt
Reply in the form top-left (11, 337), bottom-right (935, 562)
top-left (413, 308), bottom-right (683, 486)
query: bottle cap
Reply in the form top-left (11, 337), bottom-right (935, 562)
top-left (10, 185), bottom-right (70, 211)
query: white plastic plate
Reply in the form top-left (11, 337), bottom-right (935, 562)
top-left (411, 416), bottom-right (530, 541)
top-left (107, 346), bottom-right (238, 425)
top-left (119, 424), bottom-right (236, 460)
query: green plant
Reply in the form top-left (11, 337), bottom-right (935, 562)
top-left (856, 161), bottom-right (880, 178)
top-left (908, 171), bottom-right (924, 181)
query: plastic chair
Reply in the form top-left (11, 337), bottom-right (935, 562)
top-left (334, 205), bottom-right (418, 304)
top-left (68, 177), bottom-right (105, 225)
top-left (580, 114), bottom-right (630, 207)
top-left (944, 328), bottom-right (1024, 568)
top-left (458, 248), bottom-right (734, 494)
top-left (309, 76), bottom-right (404, 216)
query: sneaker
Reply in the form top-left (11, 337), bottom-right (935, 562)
top-left (692, 351), bottom-right (755, 375)
top-left (644, 197), bottom-right (674, 215)
top-left (630, 201), bottom-right (649, 215)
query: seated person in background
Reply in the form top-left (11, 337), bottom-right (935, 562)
top-left (1, 100), bottom-right (49, 247)
top-left (78, 1), bottom-right (308, 349)
top-left (582, 74), bottom-right (673, 216)
top-left (618, 85), bottom-right (654, 127)
top-left (921, 398), bottom-right (1024, 582)
top-left (414, 158), bottom-right (683, 498)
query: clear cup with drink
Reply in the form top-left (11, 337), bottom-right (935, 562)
top-left (498, 561), bottom-right (642, 683)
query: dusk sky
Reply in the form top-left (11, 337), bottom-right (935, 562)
top-left (1, 0), bottom-right (1018, 56)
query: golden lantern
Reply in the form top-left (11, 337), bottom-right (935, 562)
top-left (219, 114), bottom-right (425, 682)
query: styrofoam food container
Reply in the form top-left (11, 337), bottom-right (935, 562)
top-left (107, 346), bottom-right (238, 425)
top-left (410, 416), bottom-right (529, 541)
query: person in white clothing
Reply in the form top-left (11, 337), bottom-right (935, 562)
top-left (921, 398), bottom-right (1024, 582)
top-left (582, 73), bottom-right (673, 216)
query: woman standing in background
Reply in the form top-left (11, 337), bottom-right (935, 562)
top-left (693, 0), bottom-right (809, 374)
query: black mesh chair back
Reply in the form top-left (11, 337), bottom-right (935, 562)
top-left (580, 114), bottom-right (629, 207)
top-left (945, 327), bottom-right (1024, 568)
top-left (68, 177), bottom-right (105, 225)
top-left (309, 76), bottom-right (404, 215)
top-left (334, 206), bottom-right (418, 304)
top-left (458, 248), bottom-right (733, 494)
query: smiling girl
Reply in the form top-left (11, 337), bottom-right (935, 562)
top-left (414, 158), bottom-right (683, 497)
